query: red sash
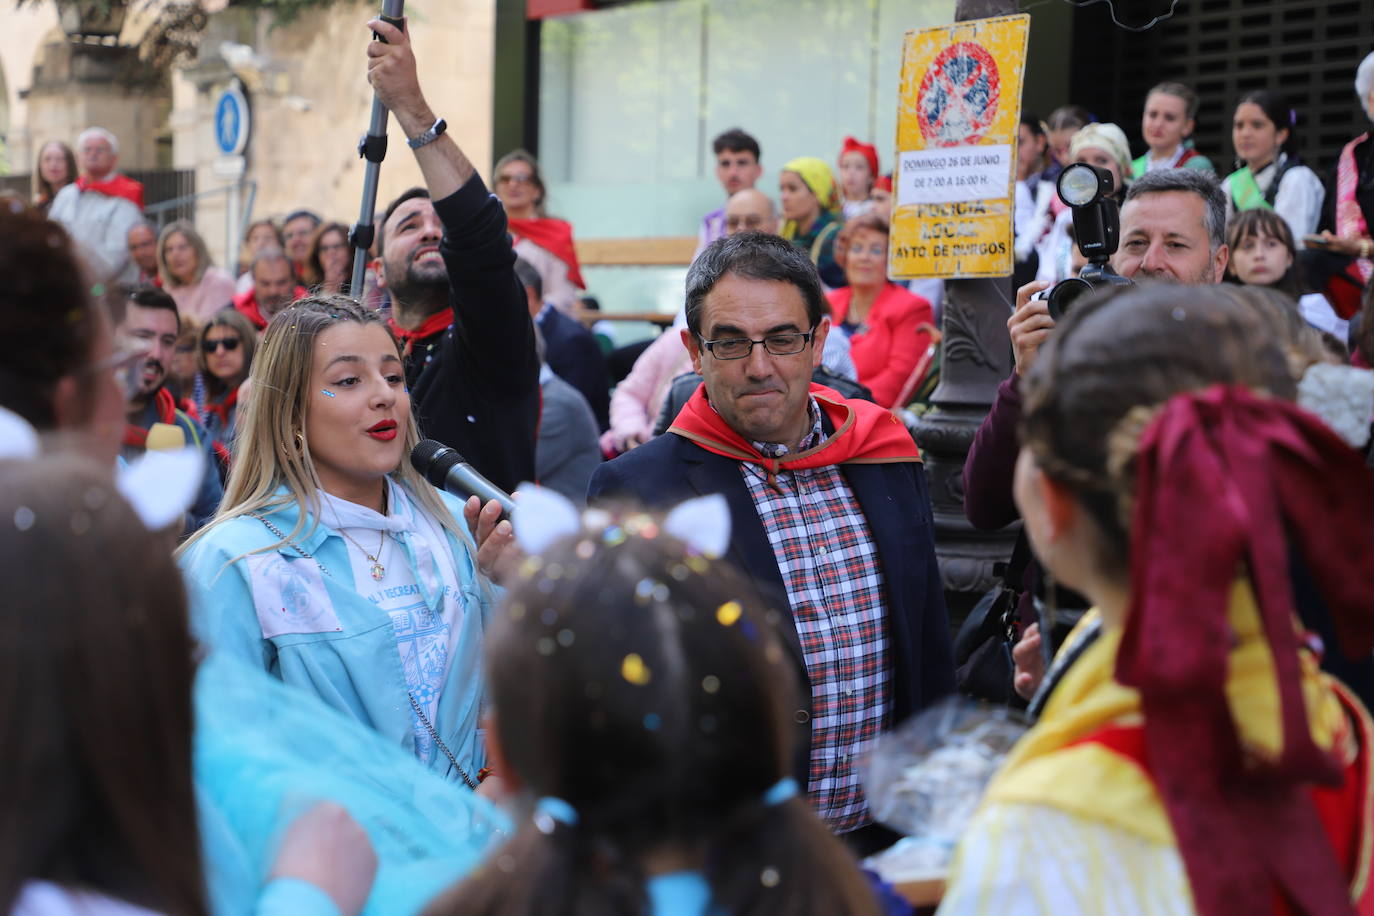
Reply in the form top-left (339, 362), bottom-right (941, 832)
top-left (668, 382), bottom-right (918, 484)
top-left (1074, 679), bottom-right (1374, 915)
top-left (123, 388), bottom-right (178, 448)
top-left (198, 387), bottom-right (238, 431)
top-left (76, 173), bottom-right (144, 209)
top-left (387, 309), bottom-right (453, 358)
top-left (507, 217), bottom-right (586, 290)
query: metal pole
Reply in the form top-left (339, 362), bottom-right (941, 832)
top-left (226, 180), bottom-right (241, 279)
top-left (910, 0), bottom-right (1020, 628)
top-left (349, 0), bottom-right (407, 298)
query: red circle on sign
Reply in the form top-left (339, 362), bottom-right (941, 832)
top-left (917, 42), bottom-right (1001, 147)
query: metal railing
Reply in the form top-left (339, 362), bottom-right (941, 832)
top-left (144, 180), bottom-right (258, 270)
top-left (4, 167), bottom-right (257, 272)
top-left (0, 168), bottom-right (196, 212)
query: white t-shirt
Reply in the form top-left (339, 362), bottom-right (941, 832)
top-left (1221, 155), bottom-right (1326, 241)
top-left (1297, 292), bottom-right (1348, 341)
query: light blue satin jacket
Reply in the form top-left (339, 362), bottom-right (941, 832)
top-left (179, 484), bottom-right (493, 785)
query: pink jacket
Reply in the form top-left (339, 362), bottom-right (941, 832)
top-left (600, 329), bottom-right (694, 454)
top-left (1336, 133), bottom-right (1373, 284)
top-left (168, 267), bottom-right (238, 325)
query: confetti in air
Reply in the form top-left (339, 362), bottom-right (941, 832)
top-left (621, 653), bottom-right (651, 685)
top-left (716, 601), bottom-right (742, 627)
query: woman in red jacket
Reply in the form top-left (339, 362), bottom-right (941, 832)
top-left (493, 149), bottom-right (586, 314)
top-left (826, 212), bottom-right (935, 408)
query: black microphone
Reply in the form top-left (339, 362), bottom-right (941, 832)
top-left (410, 439), bottom-right (516, 517)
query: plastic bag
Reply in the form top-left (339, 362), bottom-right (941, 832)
top-left (860, 697), bottom-right (1027, 881)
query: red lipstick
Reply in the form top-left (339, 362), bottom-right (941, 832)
top-left (366, 420), bottom-right (398, 441)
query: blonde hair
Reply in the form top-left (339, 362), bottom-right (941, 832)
top-left (180, 295), bottom-right (470, 559)
top-left (494, 149), bottom-right (548, 217)
top-left (157, 219), bottom-right (213, 287)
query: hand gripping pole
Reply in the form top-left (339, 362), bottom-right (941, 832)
top-left (349, 0), bottom-right (407, 297)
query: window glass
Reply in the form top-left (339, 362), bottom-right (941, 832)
top-left (535, 0), bottom-right (954, 322)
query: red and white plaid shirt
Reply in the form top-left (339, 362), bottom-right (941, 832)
top-left (741, 398), bottom-right (890, 833)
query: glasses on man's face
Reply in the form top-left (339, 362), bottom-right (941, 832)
top-left (203, 338), bottom-right (241, 354)
top-left (726, 216), bottom-right (768, 231)
top-left (497, 174), bottom-right (534, 186)
top-left (700, 329), bottom-right (814, 360)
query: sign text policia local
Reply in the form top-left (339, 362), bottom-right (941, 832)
top-left (889, 14), bottom-right (1030, 279)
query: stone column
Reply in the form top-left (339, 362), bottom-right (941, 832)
top-left (23, 38), bottom-right (170, 171)
top-left (912, 0), bottom-right (1021, 622)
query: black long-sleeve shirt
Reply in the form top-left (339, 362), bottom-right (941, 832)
top-left (406, 175), bottom-right (540, 493)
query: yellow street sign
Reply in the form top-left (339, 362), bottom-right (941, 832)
top-left (890, 14), bottom-right (1030, 279)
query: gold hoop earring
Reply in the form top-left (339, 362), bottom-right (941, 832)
top-left (294, 431), bottom-right (305, 453)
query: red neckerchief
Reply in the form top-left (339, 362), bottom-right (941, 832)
top-left (233, 286), bottom-right (307, 330)
top-left (507, 217), bottom-right (586, 289)
top-left (668, 382), bottom-right (918, 486)
top-left (75, 173), bottom-right (144, 209)
top-left (387, 309), bottom-right (453, 358)
top-left (233, 291), bottom-right (267, 330)
top-left (199, 386), bottom-right (238, 430)
top-left (123, 387), bottom-right (178, 448)
top-left (1118, 384), bottom-right (1374, 916)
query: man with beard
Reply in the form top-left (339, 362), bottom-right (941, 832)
top-left (368, 17), bottom-right (539, 495)
top-left (1110, 167), bottom-right (1229, 284)
top-left (233, 248), bottom-right (307, 332)
top-left (281, 209), bottom-right (322, 278)
top-left (116, 286), bottom-right (223, 531)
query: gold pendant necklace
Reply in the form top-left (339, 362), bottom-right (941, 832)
top-left (339, 527), bottom-right (388, 581)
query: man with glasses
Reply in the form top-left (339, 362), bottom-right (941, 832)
top-left (49, 127), bottom-right (145, 287)
top-left (723, 188), bottom-right (778, 236)
top-left (280, 209), bottom-right (322, 279)
top-left (589, 231), bottom-right (954, 854)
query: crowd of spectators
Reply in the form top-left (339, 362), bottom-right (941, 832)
top-left (4, 24), bottom-right (1374, 916)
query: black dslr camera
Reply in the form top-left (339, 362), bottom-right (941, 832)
top-left (1041, 162), bottom-right (1131, 319)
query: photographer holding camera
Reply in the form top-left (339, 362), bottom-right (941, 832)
top-left (961, 167), bottom-right (1229, 705)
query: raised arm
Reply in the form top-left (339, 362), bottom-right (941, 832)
top-left (366, 18), bottom-right (472, 199)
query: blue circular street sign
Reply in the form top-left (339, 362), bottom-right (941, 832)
top-left (214, 83), bottom-right (250, 156)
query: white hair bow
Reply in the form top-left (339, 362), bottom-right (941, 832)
top-left (511, 484), bottom-right (731, 559)
top-left (0, 406), bottom-right (203, 532)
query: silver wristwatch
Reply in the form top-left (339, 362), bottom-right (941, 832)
top-left (407, 117), bottom-right (447, 150)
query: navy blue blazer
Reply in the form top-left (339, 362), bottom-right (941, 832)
top-left (537, 305), bottom-right (611, 431)
top-left (587, 429), bottom-right (956, 762)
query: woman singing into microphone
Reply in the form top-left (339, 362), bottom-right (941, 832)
top-left (179, 295), bottom-right (501, 790)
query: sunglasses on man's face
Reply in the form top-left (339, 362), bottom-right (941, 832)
top-left (203, 337), bottom-right (241, 354)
